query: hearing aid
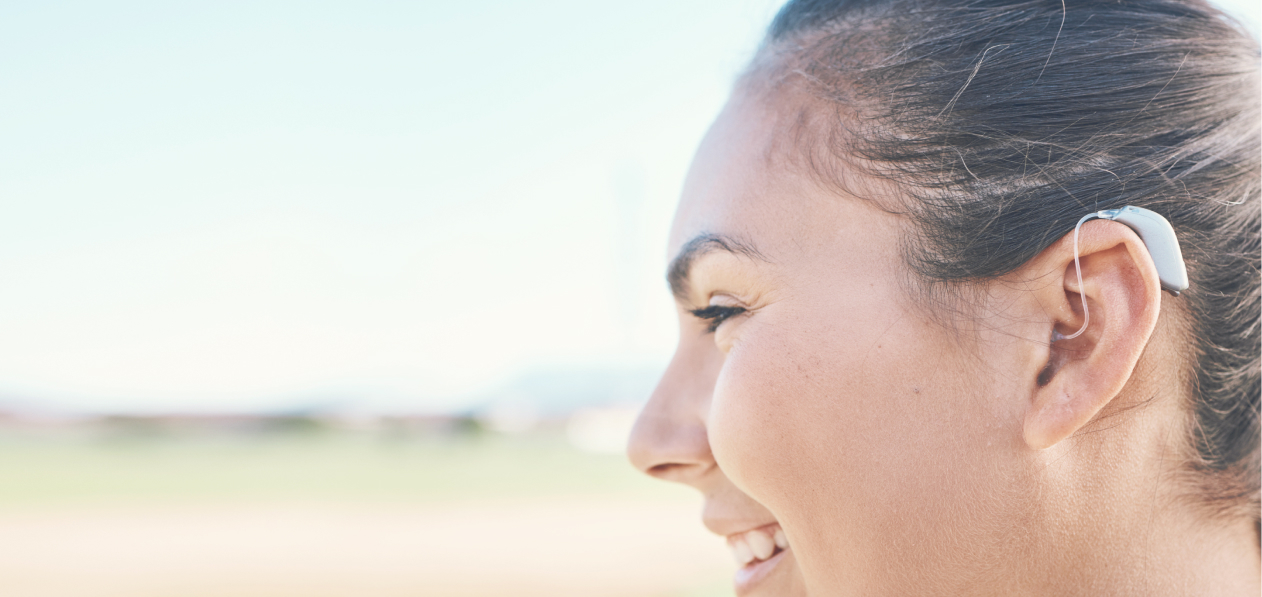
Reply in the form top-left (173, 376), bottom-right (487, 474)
top-left (1054, 206), bottom-right (1188, 342)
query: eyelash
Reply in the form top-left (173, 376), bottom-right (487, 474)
top-left (689, 305), bottom-right (747, 333)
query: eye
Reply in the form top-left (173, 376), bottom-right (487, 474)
top-left (689, 304), bottom-right (747, 334)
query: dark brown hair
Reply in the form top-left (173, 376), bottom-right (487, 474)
top-left (755, 0), bottom-right (1259, 518)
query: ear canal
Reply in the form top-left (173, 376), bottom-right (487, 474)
top-left (1037, 361), bottom-right (1055, 387)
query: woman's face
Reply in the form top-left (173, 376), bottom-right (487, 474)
top-left (628, 90), bottom-right (1044, 596)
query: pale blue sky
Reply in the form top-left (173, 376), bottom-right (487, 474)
top-left (0, 0), bottom-right (1256, 414)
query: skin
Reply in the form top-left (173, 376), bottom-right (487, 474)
top-left (626, 87), bottom-right (1261, 596)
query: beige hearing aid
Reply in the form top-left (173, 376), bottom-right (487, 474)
top-left (1056, 206), bottom-right (1188, 341)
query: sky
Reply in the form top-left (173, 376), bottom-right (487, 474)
top-left (0, 0), bottom-right (1256, 415)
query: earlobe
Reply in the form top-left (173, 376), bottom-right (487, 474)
top-left (1021, 221), bottom-right (1164, 450)
top-left (1025, 382), bottom-right (1092, 450)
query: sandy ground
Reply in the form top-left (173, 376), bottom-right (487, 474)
top-left (0, 497), bottom-right (732, 597)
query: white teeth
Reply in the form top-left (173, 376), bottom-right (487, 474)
top-left (746, 529), bottom-right (775, 560)
top-left (731, 538), bottom-right (756, 566)
top-left (727, 525), bottom-right (789, 567)
top-left (773, 527), bottom-right (789, 549)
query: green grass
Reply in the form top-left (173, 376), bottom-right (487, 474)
top-left (0, 428), bottom-right (684, 507)
top-left (0, 427), bottom-right (731, 597)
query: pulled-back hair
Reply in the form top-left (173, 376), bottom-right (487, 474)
top-left (755, 0), bottom-right (1259, 518)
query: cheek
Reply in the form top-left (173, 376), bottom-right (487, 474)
top-left (706, 306), bottom-right (1031, 585)
top-left (708, 312), bottom-right (937, 511)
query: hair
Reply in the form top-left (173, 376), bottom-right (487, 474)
top-left (752, 0), bottom-right (1260, 520)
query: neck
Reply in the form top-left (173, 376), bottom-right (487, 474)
top-left (1035, 509), bottom-right (1259, 597)
top-left (1016, 374), bottom-right (1260, 595)
top-left (1016, 442), bottom-right (1260, 597)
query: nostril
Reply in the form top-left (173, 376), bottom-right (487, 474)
top-left (646, 462), bottom-right (709, 482)
top-left (648, 463), bottom-right (683, 477)
top-left (626, 380), bottom-right (714, 482)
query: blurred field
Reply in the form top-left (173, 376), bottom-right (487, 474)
top-left (0, 426), bottom-right (733, 597)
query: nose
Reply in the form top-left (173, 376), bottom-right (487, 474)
top-left (627, 340), bottom-right (722, 487)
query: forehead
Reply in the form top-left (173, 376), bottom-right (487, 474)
top-left (669, 91), bottom-right (803, 260)
top-left (668, 90), bottom-right (869, 267)
top-left (665, 88), bottom-right (911, 308)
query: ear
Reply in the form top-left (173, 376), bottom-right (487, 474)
top-left (1019, 220), bottom-right (1164, 450)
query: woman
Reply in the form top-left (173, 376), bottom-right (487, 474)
top-left (627, 1), bottom-right (1260, 595)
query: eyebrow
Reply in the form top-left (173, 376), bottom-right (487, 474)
top-left (667, 233), bottom-right (767, 302)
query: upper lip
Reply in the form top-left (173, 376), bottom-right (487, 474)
top-left (705, 517), bottom-right (782, 539)
top-left (699, 489), bottom-right (783, 538)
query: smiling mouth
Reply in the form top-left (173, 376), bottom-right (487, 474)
top-left (728, 523), bottom-right (789, 568)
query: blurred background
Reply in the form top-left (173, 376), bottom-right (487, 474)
top-left (0, 1), bottom-right (1256, 596)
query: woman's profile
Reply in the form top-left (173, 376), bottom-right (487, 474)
top-left (627, 0), bottom-right (1260, 595)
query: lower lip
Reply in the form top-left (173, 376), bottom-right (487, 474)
top-left (733, 548), bottom-right (788, 595)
